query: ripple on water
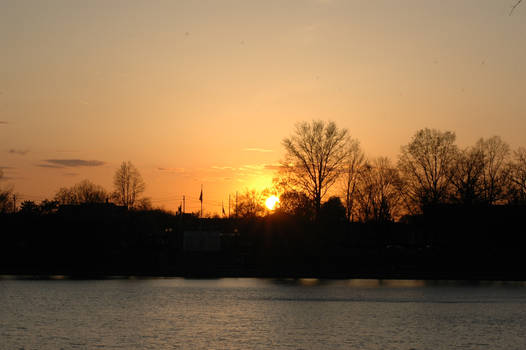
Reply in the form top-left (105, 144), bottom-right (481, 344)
top-left (1, 279), bottom-right (526, 350)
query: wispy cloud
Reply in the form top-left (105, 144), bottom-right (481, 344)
top-left (211, 163), bottom-right (282, 172)
top-left (240, 164), bottom-right (265, 171)
top-left (40, 159), bottom-right (106, 168)
top-left (264, 164), bottom-right (283, 171)
top-left (158, 167), bottom-right (186, 173)
top-left (63, 173), bottom-right (79, 177)
top-left (8, 149), bottom-right (29, 156)
top-left (243, 148), bottom-right (273, 153)
top-left (0, 121), bottom-right (8, 125)
top-left (36, 164), bottom-right (64, 169)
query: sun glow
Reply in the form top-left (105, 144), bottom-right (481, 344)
top-left (265, 195), bottom-right (280, 210)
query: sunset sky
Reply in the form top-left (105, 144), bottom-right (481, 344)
top-left (1, 0), bottom-right (526, 214)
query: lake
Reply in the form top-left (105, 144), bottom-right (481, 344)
top-left (1, 278), bottom-right (525, 349)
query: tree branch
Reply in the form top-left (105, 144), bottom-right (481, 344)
top-left (510, 0), bottom-right (522, 15)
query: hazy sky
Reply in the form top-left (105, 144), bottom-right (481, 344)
top-left (1, 0), bottom-right (525, 213)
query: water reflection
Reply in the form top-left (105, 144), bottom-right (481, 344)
top-left (346, 279), bottom-right (427, 288)
top-left (2, 278), bottom-right (526, 350)
top-left (2, 275), bottom-right (526, 288)
top-left (270, 278), bottom-right (324, 286)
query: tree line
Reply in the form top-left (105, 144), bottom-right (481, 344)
top-left (0, 161), bottom-right (148, 214)
top-left (237, 121), bottom-right (526, 223)
top-left (1, 122), bottom-right (526, 278)
top-left (2, 121), bottom-right (526, 222)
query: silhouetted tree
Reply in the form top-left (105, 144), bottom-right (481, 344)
top-left (39, 199), bottom-right (59, 214)
top-left (0, 191), bottom-right (13, 213)
top-left (355, 157), bottom-right (404, 222)
top-left (236, 189), bottom-right (268, 218)
top-left (54, 179), bottom-right (108, 205)
top-left (450, 146), bottom-right (485, 205)
top-left (277, 190), bottom-right (314, 219)
top-left (340, 139), bottom-right (365, 222)
top-left (135, 197), bottom-right (153, 211)
top-left (54, 188), bottom-right (76, 205)
top-left (398, 128), bottom-right (458, 213)
top-left (508, 147), bottom-right (526, 203)
top-left (282, 120), bottom-right (351, 218)
top-left (0, 169), bottom-right (14, 213)
top-left (475, 136), bottom-right (511, 205)
top-left (20, 200), bottom-right (39, 214)
top-left (113, 161), bottom-right (145, 209)
top-left (319, 196), bottom-right (346, 223)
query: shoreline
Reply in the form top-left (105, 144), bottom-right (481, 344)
top-left (2, 270), bottom-right (526, 282)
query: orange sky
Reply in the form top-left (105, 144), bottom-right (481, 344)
top-left (1, 0), bottom-right (526, 213)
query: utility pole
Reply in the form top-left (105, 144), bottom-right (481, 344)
top-left (235, 191), bottom-right (238, 218)
top-left (228, 194), bottom-right (231, 218)
top-left (183, 195), bottom-right (185, 214)
top-left (12, 194), bottom-right (16, 213)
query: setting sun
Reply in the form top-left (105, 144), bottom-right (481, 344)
top-left (265, 195), bottom-right (280, 210)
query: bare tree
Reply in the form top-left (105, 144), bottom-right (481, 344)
top-left (282, 120), bottom-right (351, 217)
top-left (54, 179), bottom-right (108, 205)
top-left (475, 136), bottom-right (511, 205)
top-left (54, 187), bottom-right (77, 205)
top-left (0, 191), bottom-right (13, 213)
top-left (236, 189), bottom-right (268, 218)
top-left (507, 147), bottom-right (526, 203)
top-left (113, 161), bottom-right (145, 209)
top-left (135, 197), bottom-right (153, 211)
top-left (354, 157), bottom-right (404, 223)
top-left (340, 139), bottom-right (365, 221)
top-left (398, 128), bottom-right (458, 212)
top-left (0, 169), bottom-right (14, 213)
top-left (450, 146), bottom-right (485, 205)
top-left (277, 190), bottom-right (314, 218)
top-left (75, 180), bottom-right (108, 204)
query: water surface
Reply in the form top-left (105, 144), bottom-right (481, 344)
top-left (1, 278), bottom-right (525, 349)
